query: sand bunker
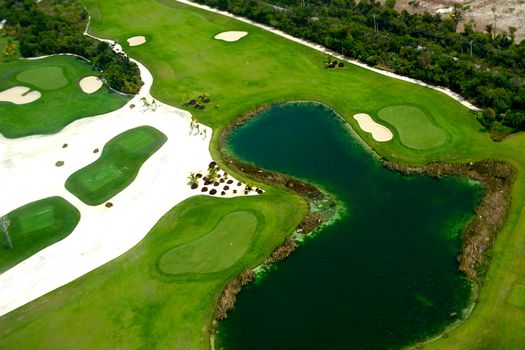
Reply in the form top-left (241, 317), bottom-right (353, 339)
top-left (353, 113), bottom-right (393, 142)
top-left (214, 31), bottom-right (248, 42)
top-left (0, 86), bottom-right (41, 105)
top-left (127, 36), bottom-right (146, 46)
top-left (79, 76), bottom-right (103, 94)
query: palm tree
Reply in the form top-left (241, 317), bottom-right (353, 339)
top-left (207, 166), bottom-right (218, 182)
top-left (187, 172), bottom-right (199, 188)
top-left (0, 215), bottom-right (12, 249)
top-left (324, 55), bottom-right (332, 67)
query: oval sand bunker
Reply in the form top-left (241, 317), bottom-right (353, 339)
top-left (353, 113), bottom-right (393, 142)
top-left (0, 86), bottom-right (41, 105)
top-left (79, 76), bottom-right (103, 94)
top-left (214, 31), bottom-right (248, 42)
top-left (127, 36), bottom-right (146, 46)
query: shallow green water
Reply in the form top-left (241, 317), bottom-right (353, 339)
top-left (218, 103), bottom-right (482, 349)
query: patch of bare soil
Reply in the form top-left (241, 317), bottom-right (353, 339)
top-left (390, 0), bottom-right (525, 42)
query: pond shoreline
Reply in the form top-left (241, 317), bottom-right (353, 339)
top-left (212, 102), bottom-right (515, 349)
top-left (212, 106), bottom-right (340, 326)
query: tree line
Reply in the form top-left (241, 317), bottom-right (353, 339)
top-left (196, 0), bottom-right (525, 139)
top-left (0, 0), bottom-right (142, 94)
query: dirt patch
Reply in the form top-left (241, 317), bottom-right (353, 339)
top-left (390, 0), bottom-right (525, 42)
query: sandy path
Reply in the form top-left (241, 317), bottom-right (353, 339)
top-left (0, 50), bottom-right (255, 317)
top-left (0, 86), bottom-right (41, 104)
top-left (127, 36), bottom-right (146, 46)
top-left (175, 0), bottom-right (480, 111)
top-left (214, 31), bottom-right (248, 42)
top-left (353, 113), bottom-right (393, 142)
top-left (79, 76), bottom-right (103, 94)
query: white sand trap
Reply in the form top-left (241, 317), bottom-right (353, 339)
top-left (127, 36), bottom-right (146, 46)
top-left (353, 113), bottom-right (393, 142)
top-left (214, 31), bottom-right (248, 42)
top-left (79, 76), bottom-right (103, 94)
top-left (0, 86), bottom-right (41, 105)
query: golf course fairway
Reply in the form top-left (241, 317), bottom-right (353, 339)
top-left (0, 0), bottom-right (525, 349)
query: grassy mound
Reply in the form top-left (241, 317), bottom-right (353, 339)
top-left (0, 55), bottom-right (129, 138)
top-left (159, 211), bottom-right (257, 274)
top-left (0, 197), bottom-right (80, 273)
top-left (16, 67), bottom-right (68, 90)
top-left (377, 106), bottom-right (447, 149)
top-left (65, 126), bottom-right (167, 206)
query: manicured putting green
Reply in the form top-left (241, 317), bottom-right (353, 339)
top-left (16, 67), bottom-right (68, 90)
top-left (158, 211), bottom-right (258, 274)
top-left (65, 126), bottom-right (167, 206)
top-left (0, 55), bottom-right (129, 138)
top-left (378, 106), bottom-right (447, 149)
top-left (0, 196), bottom-right (80, 273)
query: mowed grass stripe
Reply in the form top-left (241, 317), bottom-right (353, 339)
top-left (65, 126), bottom-right (167, 206)
top-left (159, 211), bottom-right (257, 274)
top-left (0, 197), bottom-right (80, 273)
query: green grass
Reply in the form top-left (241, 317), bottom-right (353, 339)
top-left (0, 55), bottom-right (129, 138)
top-left (377, 105), bottom-right (448, 149)
top-left (158, 211), bottom-right (258, 274)
top-left (0, 197), bottom-right (80, 273)
top-left (1, 0), bottom-right (525, 349)
top-left (0, 193), bottom-right (306, 349)
top-left (16, 67), bottom-right (68, 90)
top-left (508, 284), bottom-right (525, 309)
top-left (65, 126), bottom-right (167, 206)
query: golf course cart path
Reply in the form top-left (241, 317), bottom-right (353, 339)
top-left (175, 0), bottom-right (480, 112)
top-left (0, 57), bottom-right (255, 317)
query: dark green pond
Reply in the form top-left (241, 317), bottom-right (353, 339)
top-left (218, 102), bottom-right (481, 350)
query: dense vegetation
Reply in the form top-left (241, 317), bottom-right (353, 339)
top-left (196, 0), bottom-right (525, 138)
top-left (0, 0), bottom-right (142, 94)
